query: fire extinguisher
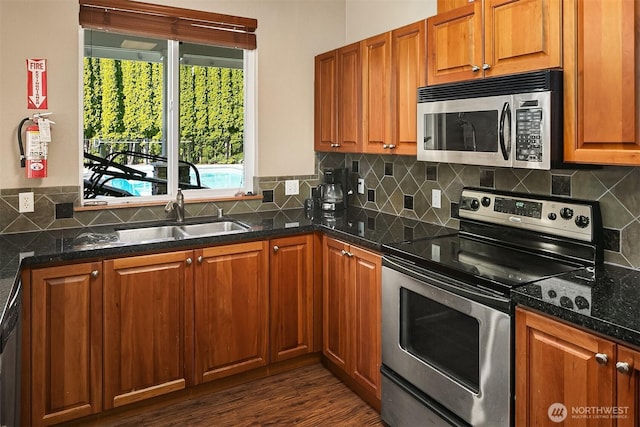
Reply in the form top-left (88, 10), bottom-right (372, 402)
top-left (18, 112), bottom-right (54, 178)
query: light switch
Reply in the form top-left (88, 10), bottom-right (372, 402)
top-left (432, 189), bottom-right (442, 209)
top-left (284, 180), bottom-right (299, 196)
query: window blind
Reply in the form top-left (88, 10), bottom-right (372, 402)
top-left (79, 0), bottom-right (257, 50)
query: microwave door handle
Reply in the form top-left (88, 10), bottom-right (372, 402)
top-left (499, 102), bottom-right (511, 160)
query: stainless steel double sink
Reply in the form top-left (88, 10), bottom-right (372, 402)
top-left (115, 220), bottom-right (251, 244)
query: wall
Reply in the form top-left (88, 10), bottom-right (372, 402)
top-left (0, 0), bottom-right (346, 189)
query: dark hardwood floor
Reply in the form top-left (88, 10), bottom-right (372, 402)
top-left (88, 364), bottom-right (384, 426)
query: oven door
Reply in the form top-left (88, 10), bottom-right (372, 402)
top-left (381, 256), bottom-right (511, 427)
top-left (417, 95), bottom-right (513, 168)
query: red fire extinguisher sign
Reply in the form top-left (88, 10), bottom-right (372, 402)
top-left (27, 59), bottom-right (48, 109)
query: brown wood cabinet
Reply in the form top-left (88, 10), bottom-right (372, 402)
top-left (563, 0), bottom-right (640, 166)
top-left (437, 0), bottom-right (469, 14)
top-left (362, 32), bottom-right (392, 154)
top-left (103, 251), bottom-right (193, 409)
top-left (314, 43), bottom-right (362, 153)
top-left (269, 234), bottom-right (315, 362)
top-left (322, 237), bottom-right (382, 406)
top-left (193, 241), bottom-right (269, 384)
top-left (390, 20), bottom-right (426, 156)
top-left (316, 21), bottom-right (425, 156)
top-left (427, 0), bottom-right (562, 85)
top-left (29, 262), bottom-right (102, 426)
top-left (516, 307), bottom-right (640, 425)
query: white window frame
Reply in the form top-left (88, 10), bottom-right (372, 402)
top-left (78, 28), bottom-right (256, 206)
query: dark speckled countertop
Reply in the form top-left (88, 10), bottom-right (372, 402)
top-left (0, 207), bottom-right (454, 322)
top-left (512, 264), bottom-right (640, 348)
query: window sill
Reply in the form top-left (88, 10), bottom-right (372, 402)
top-left (75, 194), bottom-right (263, 211)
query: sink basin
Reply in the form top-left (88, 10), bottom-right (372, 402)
top-left (116, 225), bottom-right (185, 243)
top-left (178, 221), bottom-right (250, 237)
top-left (115, 220), bottom-right (251, 243)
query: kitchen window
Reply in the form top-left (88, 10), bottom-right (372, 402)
top-left (79, 1), bottom-right (257, 204)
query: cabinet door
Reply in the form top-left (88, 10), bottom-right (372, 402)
top-left (103, 251), bottom-right (192, 409)
top-left (563, 0), bottom-right (640, 165)
top-left (314, 50), bottom-right (338, 152)
top-left (194, 241), bottom-right (269, 383)
top-left (437, 0), bottom-right (470, 14)
top-left (515, 308), bottom-right (616, 426)
top-left (350, 246), bottom-right (382, 400)
top-left (362, 33), bottom-right (392, 154)
top-left (427, 2), bottom-right (483, 84)
top-left (484, 0), bottom-right (562, 78)
top-left (31, 262), bottom-right (102, 426)
top-left (337, 42), bottom-right (363, 152)
top-left (322, 237), bottom-right (350, 370)
top-left (616, 345), bottom-right (640, 427)
top-left (269, 234), bottom-right (314, 362)
top-left (391, 20), bottom-right (426, 156)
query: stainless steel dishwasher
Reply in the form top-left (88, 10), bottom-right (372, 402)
top-left (0, 280), bottom-right (22, 427)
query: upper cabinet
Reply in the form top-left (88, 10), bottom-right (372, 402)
top-left (563, 0), bottom-right (640, 166)
top-left (427, 0), bottom-right (562, 85)
top-left (314, 43), bottom-right (363, 153)
top-left (315, 21), bottom-right (426, 156)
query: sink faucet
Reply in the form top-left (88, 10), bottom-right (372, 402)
top-left (165, 188), bottom-right (185, 222)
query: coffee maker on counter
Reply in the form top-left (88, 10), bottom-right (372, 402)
top-left (318, 167), bottom-right (352, 211)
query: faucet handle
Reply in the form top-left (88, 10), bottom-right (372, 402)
top-left (164, 200), bottom-right (175, 212)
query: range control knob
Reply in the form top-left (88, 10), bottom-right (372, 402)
top-left (575, 296), bottom-right (590, 310)
top-left (560, 207), bottom-right (574, 220)
top-left (470, 198), bottom-right (480, 210)
top-left (560, 296), bottom-right (574, 309)
top-left (548, 212), bottom-right (557, 221)
top-left (481, 197), bottom-right (491, 207)
top-left (575, 215), bottom-right (590, 229)
top-left (547, 289), bottom-right (557, 299)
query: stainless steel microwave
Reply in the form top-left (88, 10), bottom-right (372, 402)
top-left (417, 70), bottom-right (563, 169)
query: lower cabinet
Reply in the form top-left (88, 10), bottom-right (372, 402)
top-left (269, 234), bottom-right (315, 362)
top-left (193, 241), bottom-right (269, 383)
top-left (29, 262), bottom-right (103, 426)
top-left (323, 236), bottom-right (382, 405)
top-left (516, 307), bottom-right (639, 426)
top-left (103, 251), bottom-right (194, 409)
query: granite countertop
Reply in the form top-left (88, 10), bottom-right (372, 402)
top-left (0, 207), bottom-right (453, 321)
top-left (512, 264), bottom-right (640, 348)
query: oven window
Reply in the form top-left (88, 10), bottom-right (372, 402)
top-left (425, 111), bottom-right (499, 152)
top-left (399, 287), bottom-right (480, 392)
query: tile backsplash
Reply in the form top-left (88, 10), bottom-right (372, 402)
top-left (1, 153), bottom-right (638, 269)
top-left (318, 152), bottom-right (640, 269)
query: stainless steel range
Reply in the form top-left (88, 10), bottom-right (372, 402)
top-left (380, 187), bottom-right (603, 427)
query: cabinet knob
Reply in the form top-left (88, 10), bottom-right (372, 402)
top-left (186, 257), bottom-right (192, 265)
top-left (471, 65), bottom-right (480, 72)
top-left (330, 143), bottom-right (341, 148)
top-left (91, 270), bottom-right (99, 278)
top-left (482, 63), bottom-right (491, 70)
top-left (341, 249), bottom-right (348, 256)
top-left (616, 361), bottom-right (631, 375)
top-left (595, 353), bottom-right (609, 365)
top-left (383, 144), bottom-right (396, 149)
top-left (197, 256), bottom-right (203, 263)
top-left (273, 245), bottom-right (279, 253)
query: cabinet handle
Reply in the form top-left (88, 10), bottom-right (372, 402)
top-left (471, 65), bottom-right (480, 72)
top-left (595, 353), bottom-right (609, 365)
top-left (482, 63), bottom-right (491, 70)
top-left (91, 270), bottom-right (99, 278)
top-left (383, 144), bottom-right (396, 149)
top-left (341, 249), bottom-right (348, 256)
top-left (197, 256), bottom-right (203, 263)
top-left (186, 258), bottom-right (192, 265)
top-left (273, 245), bottom-right (279, 253)
top-left (616, 361), bottom-right (631, 375)
top-left (330, 143), bottom-right (341, 148)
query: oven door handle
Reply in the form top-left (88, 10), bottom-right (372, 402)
top-left (383, 256), bottom-right (511, 312)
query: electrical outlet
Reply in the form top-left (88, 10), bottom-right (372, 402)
top-left (357, 178), bottom-right (365, 195)
top-left (19, 192), bottom-right (35, 213)
top-left (284, 179), bottom-right (299, 196)
top-left (432, 189), bottom-right (442, 209)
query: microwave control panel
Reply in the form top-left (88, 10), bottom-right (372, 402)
top-left (515, 104), bottom-right (543, 163)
